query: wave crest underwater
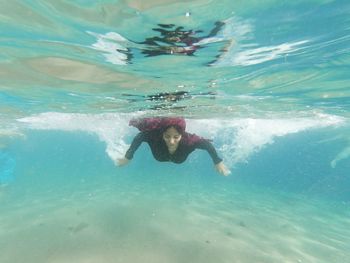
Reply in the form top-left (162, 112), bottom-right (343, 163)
top-left (17, 112), bottom-right (345, 167)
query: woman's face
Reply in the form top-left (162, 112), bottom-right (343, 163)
top-left (162, 126), bottom-right (182, 152)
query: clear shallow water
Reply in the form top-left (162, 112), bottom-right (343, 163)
top-left (1, 0), bottom-right (350, 262)
top-left (1, 0), bottom-right (350, 116)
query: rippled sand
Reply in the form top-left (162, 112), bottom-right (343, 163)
top-left (0, 183), bottom-right (349, 263)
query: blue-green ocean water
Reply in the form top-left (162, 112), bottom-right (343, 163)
top-left (1, 1), bottom-right (350, 262)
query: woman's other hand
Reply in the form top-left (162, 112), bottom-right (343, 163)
top-left (215, 161), bottom-right (231, 176)
top-left (115, 157), bottom-right (130, 167)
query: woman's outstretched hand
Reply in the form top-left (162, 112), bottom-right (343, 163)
top-left (215, 161), bottom-right (231, 176)
top-left (115, 157), bottom-right (130, 167)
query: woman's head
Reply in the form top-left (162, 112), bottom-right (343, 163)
top-left (160, 118), bottom-right (186, 152)
top-left (162, 126), bottom-right (182, 152)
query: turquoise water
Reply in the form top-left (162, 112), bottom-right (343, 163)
top-left (1, 1), bottom-right (350, 262)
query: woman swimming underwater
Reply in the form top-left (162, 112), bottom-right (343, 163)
top-left (117, 117), bottom-right (231, 176)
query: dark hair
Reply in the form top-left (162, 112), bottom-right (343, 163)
top-left (161, 124), bottom-right (185, 135)
top-left (161, 118), bottom-right (186, 134)
top-left (129, 117), bottom-right (186, 134)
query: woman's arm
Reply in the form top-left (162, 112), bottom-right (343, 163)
top-left (196, 139), bottom-right (231, 176)
top-left (116, 132), bottom-right (146, 166)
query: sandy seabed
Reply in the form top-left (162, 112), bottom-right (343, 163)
top-left (0, 183), bottom-right (349, 263)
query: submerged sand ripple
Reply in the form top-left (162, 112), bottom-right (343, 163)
top-left (0, 185), bottom-right (349, 263)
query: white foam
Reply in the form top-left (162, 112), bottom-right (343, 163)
top-left (221, 16), bottom-right (253, 40)
top-left (86, 15), bottom-right (252, 66)
top-left (17, 112), bottom-right (345, 167)
top-left (187, 113), bottom-right (345, 166)
top-left (210, 15), bottom-right (310, 67)
top-left (18, 112), bottom-right (141, 161)
top-left (214, 40), bottom-right (309, 67)
top-left (207, 16), bottom-right (252, 67)
top-left (87, 31), bottom-right (130, 65)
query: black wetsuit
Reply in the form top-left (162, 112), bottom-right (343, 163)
top-left (125, 130), bottom-right (222, 164)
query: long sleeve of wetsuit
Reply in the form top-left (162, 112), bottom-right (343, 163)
top-left (125, 132), bottom-right (147, 160)
top-left (195, 140), bottom-right (223, 165)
